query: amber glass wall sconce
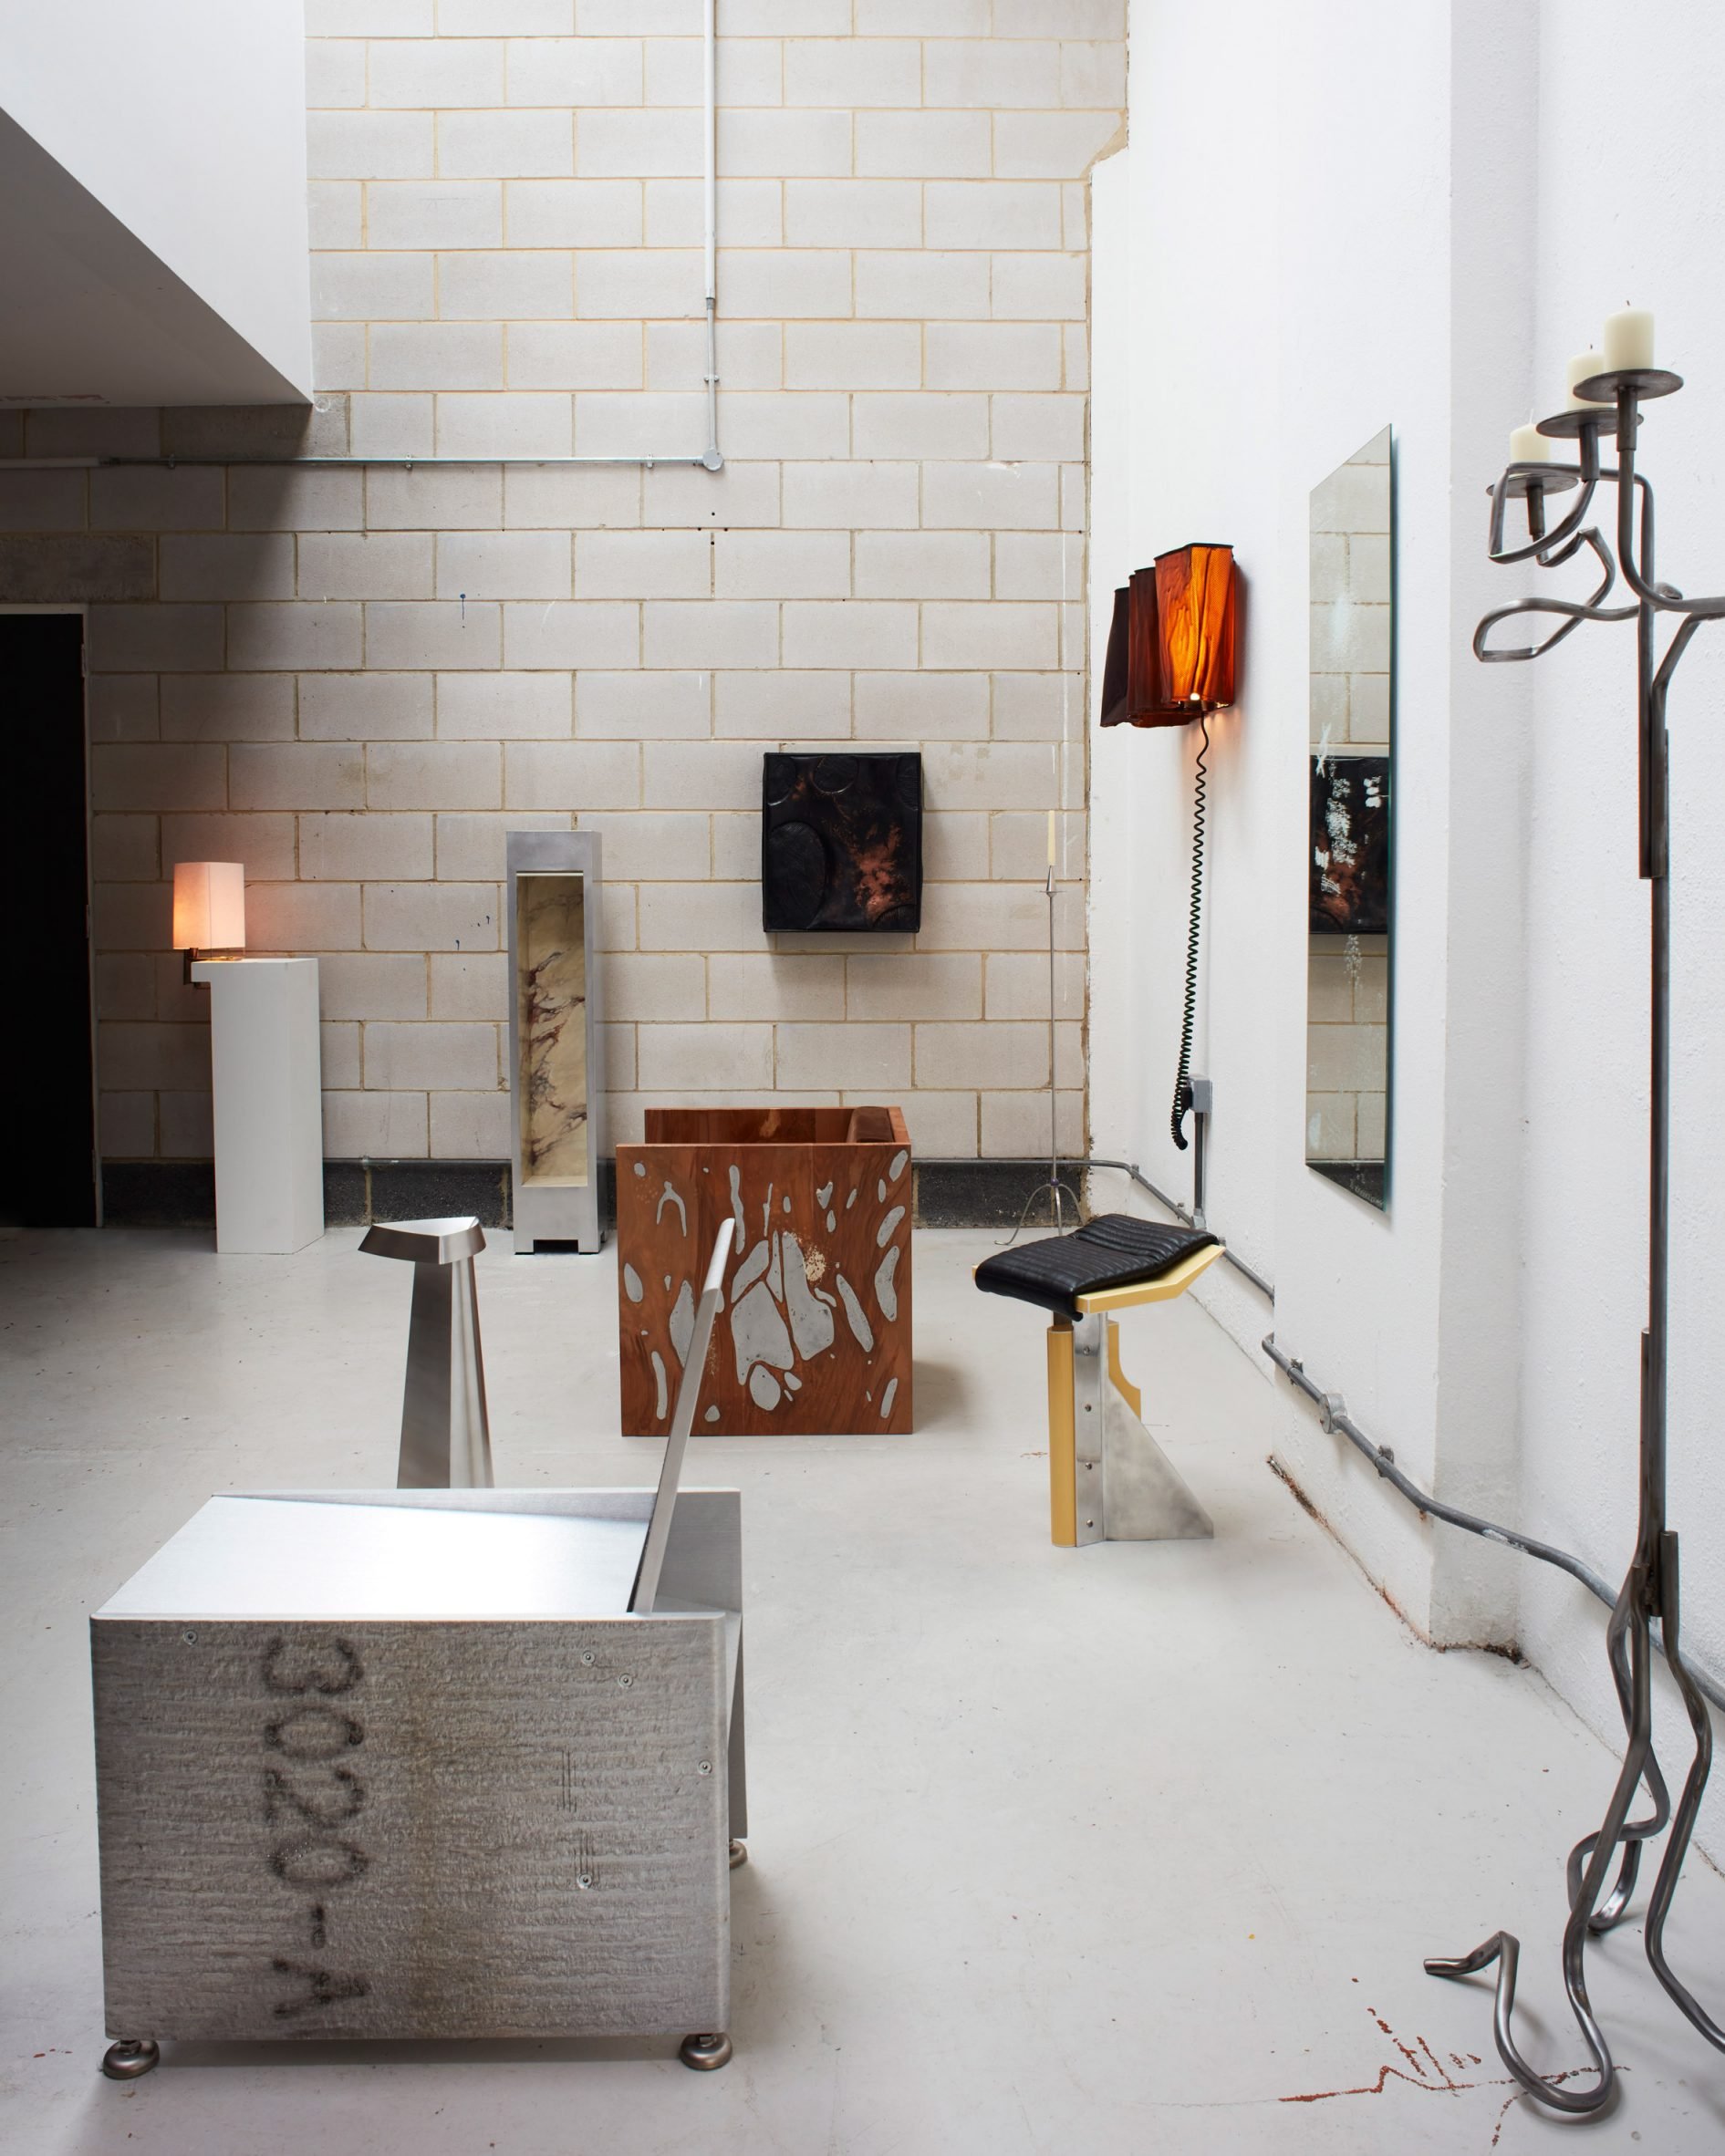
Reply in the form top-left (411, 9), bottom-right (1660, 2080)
top-left (1099, 542), bottom-right (1238, 729)
top-left (1097, 543), bottom-right (1239, 1159)
top-left (171, 860), bottom-right (246, 985)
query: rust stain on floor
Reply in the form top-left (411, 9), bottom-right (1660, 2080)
top-left (1280, 2006), bottom-right (1601, 2146)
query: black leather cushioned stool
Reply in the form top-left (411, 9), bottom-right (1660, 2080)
top-left (975, 1213), bottom-right (1218, 1320)
top-left (973, 1213), bottom-right (1224, 1548)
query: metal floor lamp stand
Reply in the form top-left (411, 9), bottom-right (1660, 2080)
top-left (1424, 367), bottom-right (1724, 2114)
top-left (1003, 863), bottom-right (1084, 1245)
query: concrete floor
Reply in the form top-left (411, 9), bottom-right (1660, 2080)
top-left (3, 1225), bottom-right (1723, 2154)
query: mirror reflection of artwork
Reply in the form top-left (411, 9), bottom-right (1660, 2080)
top-left (1310, 754), bottom-right (1389, 934)
top-left (1306, 427), bottom-right (1393, 1208)
top-left (761, 751), bottom-right (922, 933)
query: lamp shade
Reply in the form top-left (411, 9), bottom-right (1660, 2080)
top-left (1152, 543), bottom-right (1237, 711)
top-left (1098, 544), bottom-right (1237, 729)
top-left (172, 860), bottom-right (246, 952)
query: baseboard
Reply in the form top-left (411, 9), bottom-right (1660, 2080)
top-left (99, 1156), bottom-right (1086, 1233)
top-left (324, 1159), bottom-right (521, 1228)
top-left (99, 1161), bottom-right (217, 1228)
top-left (910, 1158), bottom-right (1089, 1228)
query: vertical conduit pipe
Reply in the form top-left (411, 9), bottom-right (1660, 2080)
top-left (701, 0), bottom-right (722, 471)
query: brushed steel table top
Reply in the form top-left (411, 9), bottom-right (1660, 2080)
top-left (98, 1495), bottom-right (649, 1622)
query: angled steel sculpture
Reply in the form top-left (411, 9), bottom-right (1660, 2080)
top-left (360, 1215), bottom-right (494, 1490)
top-left (631, 1218), bottom-right (734, 1618)
top-left (1423, 365), bottom-right (1723, 2113)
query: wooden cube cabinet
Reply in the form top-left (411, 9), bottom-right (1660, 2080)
top-left (618, 1107), bottom-right (912, 1436)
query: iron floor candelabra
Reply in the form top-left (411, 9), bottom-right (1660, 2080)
top-left (1423, 365), bottom-right (1724, 2116)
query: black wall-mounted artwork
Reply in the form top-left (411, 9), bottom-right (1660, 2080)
top-left (762, 751), bottom-right (922, 932)
top-left (1309, 753), bottom-right (1390, 935)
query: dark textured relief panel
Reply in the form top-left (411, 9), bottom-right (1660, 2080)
top-left (761, 751), bottom-right (921, 933)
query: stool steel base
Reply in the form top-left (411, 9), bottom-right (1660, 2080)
top-left (1044, 1244), bottom-right (1221, 1547)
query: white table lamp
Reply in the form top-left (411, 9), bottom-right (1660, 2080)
top-left (172, 860), bottom-right (245, 984)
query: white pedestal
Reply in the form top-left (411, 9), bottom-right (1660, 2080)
top-left (190, 958), bottom-right (323, 1254)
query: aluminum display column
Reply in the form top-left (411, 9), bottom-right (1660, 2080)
top-left (507, 830), bottom-right (604, 1254)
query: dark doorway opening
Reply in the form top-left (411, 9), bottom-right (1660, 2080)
top-left (1, 613), bottom-right (99, 1227)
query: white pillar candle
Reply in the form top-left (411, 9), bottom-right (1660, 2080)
top-left (1602, 306), bottom-right (1655, 372)
top-left (1565, 350), bottom-right (1608, 409)
top-left (1046, 808), bottom-right (1057, 868)
top-left (1510, 422), bottom-right (1552, 464)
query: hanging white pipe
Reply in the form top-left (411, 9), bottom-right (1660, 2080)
top-left (703, 0), bottom-right (718, 306)
top-left (700, 0), bottom-right (722, 471)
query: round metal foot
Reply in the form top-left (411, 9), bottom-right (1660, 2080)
top-left (728, 1839), bottom-right (747, 1870)
top-left (101, 2039), bottom-right (160, 2081)
top-left (680, 2031), bottom-right (733, 2071)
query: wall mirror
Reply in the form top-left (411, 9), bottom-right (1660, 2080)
top-left (1306, 425), bottom-right (1393, 1207)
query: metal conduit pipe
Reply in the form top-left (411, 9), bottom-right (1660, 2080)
top-left (1, 6), bottom-right (724, 480)
top-left (1262, 1332), bottom-right (1725, 1722)
top-left (0, 453), bottom-right (718, 469)
top-left (1073, 1156), bottom-right (1722, 1718)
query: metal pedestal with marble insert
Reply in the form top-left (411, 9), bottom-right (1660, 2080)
top-left (507, 830), bottom-right (604, 1255)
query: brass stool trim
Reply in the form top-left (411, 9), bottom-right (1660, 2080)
top-left (1050, 1241), bottom-right (1223, 1548)
top-left (1047, 1322), bottom-right (1078, 1546)
top-left (1073, 1240), bottom-right (1224, 1314)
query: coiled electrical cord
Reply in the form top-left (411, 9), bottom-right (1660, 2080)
top-left (1170, 716), bottom-right (1210, 1150)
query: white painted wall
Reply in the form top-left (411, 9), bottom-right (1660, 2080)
top-left (1091, 0), bottom-right (1474, 1643)
top-left (1094, 0), bottom-right (1725, 1852)
top-left (0, 0), bottom-right (311, 400)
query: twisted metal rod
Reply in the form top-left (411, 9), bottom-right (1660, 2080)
top-left (1425, 378), bottom-right (1725, 2115)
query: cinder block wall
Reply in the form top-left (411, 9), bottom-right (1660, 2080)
top-left (12, 2), bottom-right (1123, 1171)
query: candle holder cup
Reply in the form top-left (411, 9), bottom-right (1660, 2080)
top-left (1574, 366), bottom-right (1683, 404)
